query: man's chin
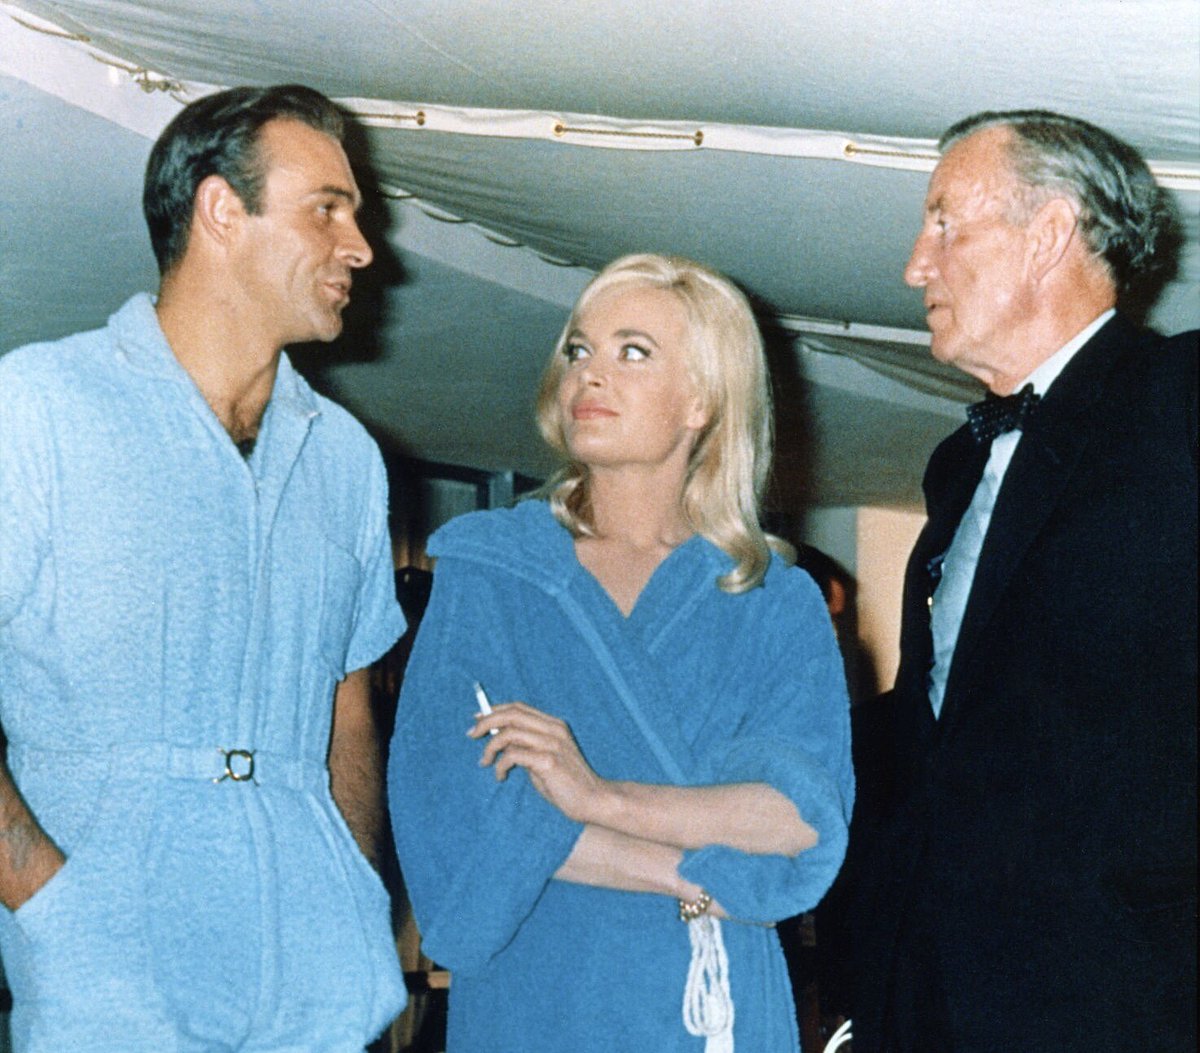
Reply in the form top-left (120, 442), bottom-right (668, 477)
top-left (928, 336), bottom-right (955, 364)
top-left (308, 312), bottom-right (346, 345)
top-left (285, 327), bottom-right (343, 351)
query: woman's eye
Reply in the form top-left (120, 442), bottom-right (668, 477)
top-left (621, 343), bottom-right (650, 361)
top-left (563, 342), bottom-right (590, 363)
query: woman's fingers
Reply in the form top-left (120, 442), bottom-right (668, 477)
top-left (470, 702), bottom-right (571, 761)
top-left (469, 704), bottom-right (563, 777)
top-left (480, 725), bottom-right (579, 777)
top-left (465, 700), bottom-right (602, 821)
top-left (470, 701), bottom-right (565, 738)
top-left (477, 724), bottom-right (558, 771)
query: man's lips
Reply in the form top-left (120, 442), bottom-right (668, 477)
top-left (324, 279), bottom-right (351, 305)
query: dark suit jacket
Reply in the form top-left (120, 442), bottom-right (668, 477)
top-left (853, 315), bottom-right (1198, 1051)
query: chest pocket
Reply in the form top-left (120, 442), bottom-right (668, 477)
top-left (317, 535), bottom-right (362, 678)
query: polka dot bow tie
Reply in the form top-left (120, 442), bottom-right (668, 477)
top-left (966, 383), bottom-right (1041, 444)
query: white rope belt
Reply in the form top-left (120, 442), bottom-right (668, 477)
top-left (822, 1018), bottom-right (853, 1052)
top-left (682, 915), bottom-right (735, 1052)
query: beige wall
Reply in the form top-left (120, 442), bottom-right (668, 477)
top-left (855, 507), bottom-right (926, 692)
top-left (801, 505), bottom-right (926, 697)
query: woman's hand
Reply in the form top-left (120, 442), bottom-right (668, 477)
top-left (469, 702), bottom-right (608, 825)
top-left (468, 703), bottom-right (817, 858)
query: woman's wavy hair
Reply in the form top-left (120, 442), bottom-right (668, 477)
top-left (535, 253), bottom-right (784, 593)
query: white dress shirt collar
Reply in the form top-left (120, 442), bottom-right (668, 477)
top-left (1020, 308), bottom-right (1115, 397)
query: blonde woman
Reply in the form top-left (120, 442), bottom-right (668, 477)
top-left (389, 254), bottom-right (853, 1051)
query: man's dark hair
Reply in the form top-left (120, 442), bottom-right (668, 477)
top-left (143, 84), bottom-right (346, 275)
top-left (940, 109), bottom-right (1175, 293)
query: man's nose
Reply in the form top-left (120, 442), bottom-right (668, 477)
top-left (340, 219), bottom-right (373, 269)
top-left (903, 232), bottom-right (933, 288)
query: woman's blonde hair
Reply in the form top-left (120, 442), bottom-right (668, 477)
top-left (536, 253), bottom-right (781, 593)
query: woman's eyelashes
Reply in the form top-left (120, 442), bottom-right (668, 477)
top-left (562, 340), bottom-right (652, 365)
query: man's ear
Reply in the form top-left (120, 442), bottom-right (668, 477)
top-left (191, 174), bottom-right (246, 253)
top-left (1027, 196), bottom-right (1080, 283)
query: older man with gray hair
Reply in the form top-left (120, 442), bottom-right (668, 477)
top-left (853, 110), bottom-right (1196, 1051)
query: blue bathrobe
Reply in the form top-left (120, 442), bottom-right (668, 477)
top-left (389, 501), bottom-right (853, 1052)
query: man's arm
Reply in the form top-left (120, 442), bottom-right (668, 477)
top-left (0, 759), bottom-right (64, 911)
top-left (328, 667), bottom-right (385, 870)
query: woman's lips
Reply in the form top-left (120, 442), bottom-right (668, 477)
top-left (572, 403), bottom-right (617, 420)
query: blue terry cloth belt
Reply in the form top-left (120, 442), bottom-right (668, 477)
top-left (9, 742), bottom-right (327, 791)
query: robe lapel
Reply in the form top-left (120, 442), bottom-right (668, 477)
top-left (560, 538), bottom-right (714, 783)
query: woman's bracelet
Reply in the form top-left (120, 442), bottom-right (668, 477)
top-left (677, 889), bottom-right (712, 922)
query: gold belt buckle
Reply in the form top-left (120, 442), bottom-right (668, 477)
top-left (215, 748), bottom-right (257, 784)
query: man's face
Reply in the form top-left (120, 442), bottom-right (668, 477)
top-left (904, 126), bottom-right (1036, 391)
top-left (233, 119), bottom-right (373, 347)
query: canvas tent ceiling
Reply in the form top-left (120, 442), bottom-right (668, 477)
top-left (2, 0), bottom-right (1197, 510)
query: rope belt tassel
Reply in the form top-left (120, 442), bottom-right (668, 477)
top-left (682, 914), bottom-right (734, 1052)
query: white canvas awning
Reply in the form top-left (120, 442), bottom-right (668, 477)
top-left (3, 0), bottom-right (1197, 506)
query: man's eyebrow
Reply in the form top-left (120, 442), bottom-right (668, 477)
top-left (310, 184), bottom-right (362, 209)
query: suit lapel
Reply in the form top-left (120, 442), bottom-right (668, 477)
top-left (894, 425), bottom-right (987, 746)
top-left (937, 315), bottom-right (1137, 730)
top-left (924, 428), bottom-right (989, 548)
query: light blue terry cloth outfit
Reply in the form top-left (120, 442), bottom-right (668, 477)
top-left (0, 295), bottom-right (407, 1053)
top-left (388, 501), bottom-right (854, 1052)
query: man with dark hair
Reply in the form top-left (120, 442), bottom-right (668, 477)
top-left (143, 84), bottom-right (348, 276)
top-left (0, 85), bottom-right (406, 1050)
top-left (853, 110), bottom-right (1196, 1050)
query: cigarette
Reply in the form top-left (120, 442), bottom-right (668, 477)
top-left (473, 681), bottom-right (498, 734)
